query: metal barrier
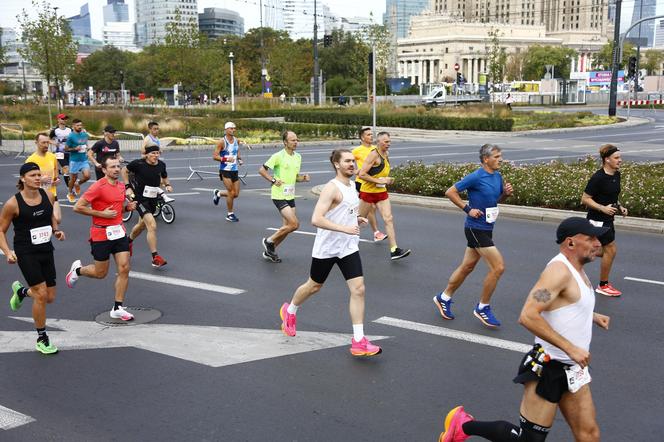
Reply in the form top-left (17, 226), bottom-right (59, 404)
top-left (0, 123), bottom-right (27, 158)
top-left (115, 131), bottom-right (145, 152)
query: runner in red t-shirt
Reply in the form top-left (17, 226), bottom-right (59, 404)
top-left (65, 157), bottom-right (138, 321)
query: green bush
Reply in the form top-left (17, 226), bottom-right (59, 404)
top-left (180, 118), bottom-right (356, 140)
top-left (390, 158), bottom-right (664, 220)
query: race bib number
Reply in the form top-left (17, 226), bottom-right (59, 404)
top-left (565, 364), bottom-right (591, 393)
top-left (55, 152), bottom-right (65, 159)
top-left (282, 184), bottom-right (295, 196)
top-left (348, 205), bottom-right (359, 216)
top-left (106, 224), bottom-right (125, 241)
top-left (30, 225), bottom-right (52, 245)
top-left (143, 186), bottom-right (160, 198)
top-left (375, 183), bottom-right (386, 188)
top-left (78, 145), bottom-right (87, 153)
top-left (588, 220), bottom-right (603, 227)
top-left (485, 207), bottom-right (500, 224)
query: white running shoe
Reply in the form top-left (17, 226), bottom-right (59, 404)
top-left (66, 260), bottom-right (81, 288)
top-left (109, 306), bottom-right (134, 321)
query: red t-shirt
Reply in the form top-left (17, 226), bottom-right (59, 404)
top-left (82, 178), bottom-right (126, 242)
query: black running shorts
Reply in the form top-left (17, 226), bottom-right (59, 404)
top-left (595, 220), bottom-right (615, 246)
top-left (220, 170), bottom-right (239, 182)
top-left (17, 251), bottom-right (56, 287)
top-left (310, 251), bottom-right (363, 284)
top-left (136, 199), bottom-right (158, 218)
top-left (513, 350), bottom-right (572, 403)
top-left (90, 236), bottom-right (130, 262)
top-left (465, 227), bottom-right (494, 248)
top-left (273, 199), bottom-right (296, 211)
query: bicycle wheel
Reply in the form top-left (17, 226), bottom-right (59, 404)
top-left (160, 203), bottom-right (175, 224)
top-left (122, 209), bottom-right (133, 222)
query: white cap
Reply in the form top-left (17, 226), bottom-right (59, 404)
top-left (224, 122), bottom-right (236, 129)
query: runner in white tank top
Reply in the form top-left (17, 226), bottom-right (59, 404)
top-left (439, 217), bottom-right (611, 442)
top-left (278, 149), bottom-right (383, 357)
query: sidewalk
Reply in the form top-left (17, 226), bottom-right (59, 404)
top-left (310, 185), bottom-right (664, 235)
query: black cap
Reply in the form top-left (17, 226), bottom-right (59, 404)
top-left (103, 125), bottom-right (117, 133)
top-left (556, 217), bottom-right (609, 244)
top-left (20, 162), bottom-right (40, 176)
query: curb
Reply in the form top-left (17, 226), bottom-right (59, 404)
top-left (309, 185), bottom-right (664, 235)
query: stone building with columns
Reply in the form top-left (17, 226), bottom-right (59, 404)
top-left (397, 16), bottom-right (562, 85)
top-left (397, 0), bottom-right (611, 85)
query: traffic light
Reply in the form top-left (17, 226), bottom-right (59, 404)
top-left (628, 56), bottom-right (637, 78)
top-left (456, 72), bottom-right (462, 84)
top-left (323, 35), bottom-right (332, 47)
top-left (368, 52), bottom-right (374, 74)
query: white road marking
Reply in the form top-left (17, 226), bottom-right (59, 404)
top-left (373, 316), bottom-right (531, 353)
top-left (266, 227), bottom-right (373, 243)
top-left (0, 405), bottom-right (35, 430)
top-left (2, 317), bottom-right (389, 368)
top-left (191, 187), bottom-right (265, 193)
top-left (624, 276), bottom-right (664, 286)
top-left (164, 192), bottom-right (199, 197)
top-left (128, 271), bottom-right (245, 295)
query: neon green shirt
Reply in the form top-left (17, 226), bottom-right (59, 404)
top-left (265, 149), bottom-right (302, 200)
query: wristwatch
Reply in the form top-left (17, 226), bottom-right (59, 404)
top-left (271, 178), bottom-right (276, 184)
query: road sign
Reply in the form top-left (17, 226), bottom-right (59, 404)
top-left (454, 63), bottom-right (460, 71)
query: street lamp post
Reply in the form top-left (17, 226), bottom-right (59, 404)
top-left (229, 52), bottom-right (235, 112)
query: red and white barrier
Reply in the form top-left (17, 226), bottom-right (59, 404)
top-left (617, 99), bottom-right (664, 106)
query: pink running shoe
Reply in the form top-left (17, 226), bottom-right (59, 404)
top-left (439, 405), bottom-right (473, 442)
top-left (280, 302), bottom-right (297, 337)
top-left (350, 337), bottom-right (382, 357)
top-left (595, 283), bottom-right (621, 297)
top-left (373, 231), bottom-right (387, 242)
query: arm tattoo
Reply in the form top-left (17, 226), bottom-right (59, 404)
top-left (532, 289), bottom-right (551, 303)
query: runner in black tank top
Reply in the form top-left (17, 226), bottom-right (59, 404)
top-left (0, 162), bottom-right (66, 354)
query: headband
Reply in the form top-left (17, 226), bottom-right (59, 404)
top-left (601, 147), bottom-right (619, 159)
top-left (20, 162), bottom-right (40, 176)
top-left (145, 145), bottom-right (160, 154)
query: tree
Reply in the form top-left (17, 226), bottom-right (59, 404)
top-left (163, 9), bottom-right (203, 95)
top-left (642, 49), bottom-right (664, 75)
top-left (18, 0), bottom-right (78, 100)
top-left (593, 41), bottom-right (636, 70)
top-left (505, 51), bottom-right (525, 81)
top-left (70, 46), bottom-right (134, 90)
top-left (486, 28), bottom-right (508, 84)
top-left (319, 30), bottom-right (370, 87)
top-left (0, 28), bottom-right (7, 68)
top-left (521, 45), bottom-right (576, 80)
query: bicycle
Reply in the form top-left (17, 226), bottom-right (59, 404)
top-left (122, 191), bottom-right (175, 224)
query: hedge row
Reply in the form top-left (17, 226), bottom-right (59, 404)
top-left (283, 111), bottom-right (514, 131)
top-left (390, 158), bottom-right (664, 220)
top-left (179, 118), bottom-right (357, 140)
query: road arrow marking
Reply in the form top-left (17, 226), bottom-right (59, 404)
top-left (128, 271), bottom-right (245, 295)
top-left (1, 317), bottom-right (389, 368)
top-left (266, 228), bottom-right (372, 244)
top-left (373, 316), bottom-right (530, 353)
top-left (0, 405), bottom-right (35, 430)
top-left (624, 276), bottom-right (664, 286)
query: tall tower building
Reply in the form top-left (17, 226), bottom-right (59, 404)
top-left (383, 0), bottom-right (429, 39)
top-left (627, 0), bottom-right (656, 47)
top-left (135, 0), bottom-right (199, 47)
top-left (104, 0), bottom-right (129, 23)
top-left (198, 8), bottom-right (245, 39)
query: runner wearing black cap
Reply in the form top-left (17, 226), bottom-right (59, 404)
top-left (89, 125), bottom-right (122, 180)
top-left (439, 217), bottom-right (611, 442)
top-left (0, 162), bottom-right (66, 354)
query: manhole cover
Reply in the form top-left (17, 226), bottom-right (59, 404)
top-left (95, 307), bottom-right (162, 326)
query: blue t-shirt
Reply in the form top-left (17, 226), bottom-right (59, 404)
top-left (455, 168), bottom-right (503, 230)
top-left (219, 136), bottom-right (239, 172)
top-left (66, 130), bottom-right (89, 162)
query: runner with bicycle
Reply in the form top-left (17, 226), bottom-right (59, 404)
top-left (122, 145), bottom-right (172, 268)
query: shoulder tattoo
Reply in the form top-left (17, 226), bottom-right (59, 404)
top-left (532, 288), bottom-right (551, 303)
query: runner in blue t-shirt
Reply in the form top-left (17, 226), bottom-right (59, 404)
top-left (64, 119), bottom-right (91, 203)
top-left (433, 144), bottom-right (513, 328)
top-left (212, 121), bottom-right (245, 222)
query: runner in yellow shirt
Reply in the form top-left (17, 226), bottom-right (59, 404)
top-left (26, 133), bottom-right (61, 224)
top-left (352, 127), bottom-right (387, 242)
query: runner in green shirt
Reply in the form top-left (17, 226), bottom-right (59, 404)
top-left (259, 130), bottom-right (310, 263)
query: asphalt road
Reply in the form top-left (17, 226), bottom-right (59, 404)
top-left (0, 114), bottom-right (662, 441)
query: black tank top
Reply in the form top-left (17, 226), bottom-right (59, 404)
top-left (12, 189), bottom-right (54, 254)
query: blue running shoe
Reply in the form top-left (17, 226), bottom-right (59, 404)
top-left (473, 304), bottom-right (501, 328)
top-left (212, 189), bottom-right (221, 206)
top-left (433, 293), bottom-right (455, 320)
top-left (225, 213), bottom-right (239, 222)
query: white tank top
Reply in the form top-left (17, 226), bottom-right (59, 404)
top-left (311, 179), bottom-right (360, 259)
top-left (534, 253), bottom-right (595, 365)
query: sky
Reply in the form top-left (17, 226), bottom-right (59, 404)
top-left (0, 0), bottom-right (387, 31)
